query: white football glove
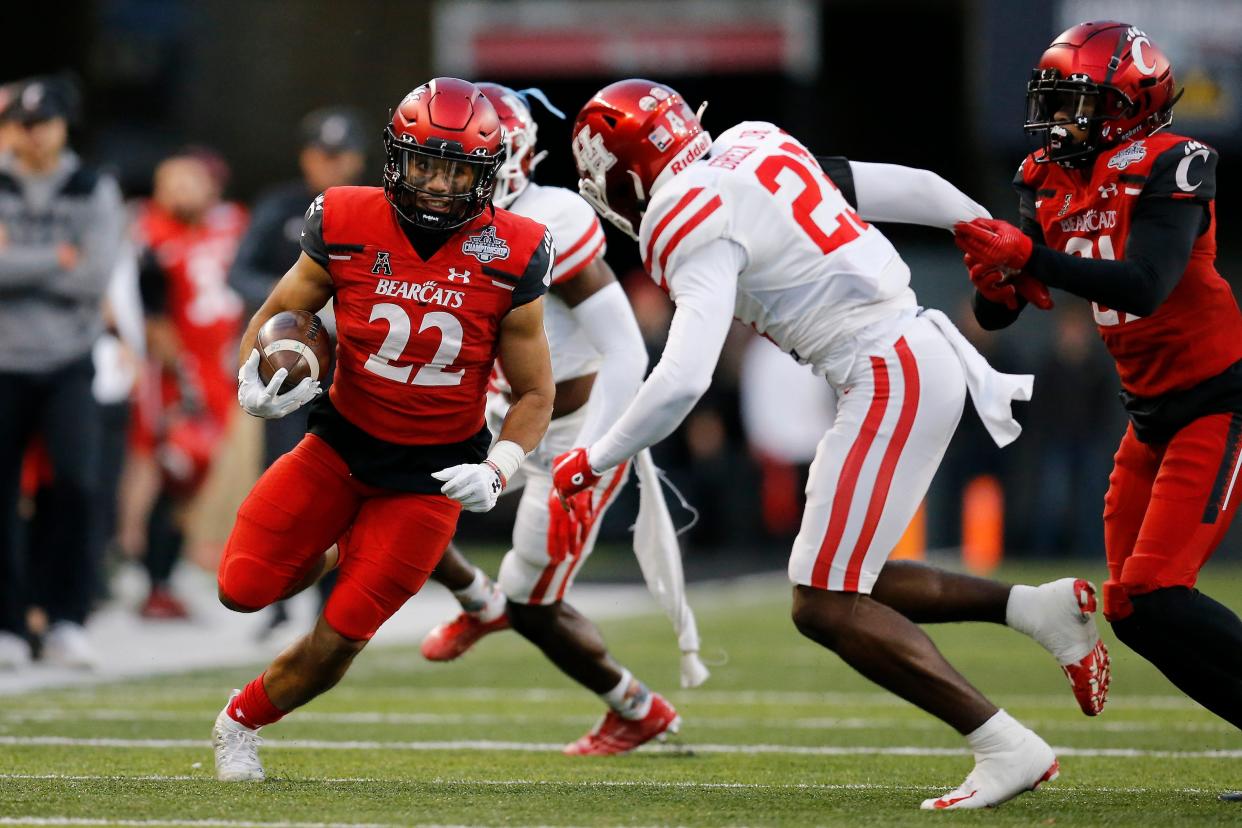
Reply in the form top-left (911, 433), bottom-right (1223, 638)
top-left (237, 349), bottom-right (321, 419)
top-left (431, 461), bottom-right (505, 513)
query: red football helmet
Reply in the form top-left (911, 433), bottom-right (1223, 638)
top-left (383, 78), bottom-right (504, 230)
top-left (572, 79), bottom-right (711, 240)
top-left (1025, 21), bottom-right (1180, 164)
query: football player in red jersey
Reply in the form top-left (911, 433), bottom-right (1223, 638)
top-left (210, 78), bottom-right (555, 782)
top-left (956, 22), bottom-right (1242, 740)
top-left (131, 149), bottom-right (247, 620)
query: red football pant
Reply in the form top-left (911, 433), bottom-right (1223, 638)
top-left (1102, 413), bottom-right (1242, 620)
top-left (218, 433), bottom-right (461, 640)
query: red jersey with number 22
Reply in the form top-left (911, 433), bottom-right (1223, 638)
top-left (1017, 132), bottom-right (1242, 397)
top-left (307, 186), bottom-right (552, 445)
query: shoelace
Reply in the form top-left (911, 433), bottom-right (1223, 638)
top-left (218, 725), bottom-right (262, 767)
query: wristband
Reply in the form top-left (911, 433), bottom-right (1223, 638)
top-left (486, 440), bottom-right (526, 487)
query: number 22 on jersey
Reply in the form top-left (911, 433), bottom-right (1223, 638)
top-left (754, 141), bottom-right (870, 255)
top-left (364, 303), bottom-right (465, 387)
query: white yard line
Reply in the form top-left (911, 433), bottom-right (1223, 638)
top-left (2, 709), bottom-right (1234, 733)
top-left (0, 773), bottom-right (1221, 796)
top-left (0, 735), bottom-right (1238, 759)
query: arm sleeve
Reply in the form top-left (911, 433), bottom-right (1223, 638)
top-left (1023, 197), bottom-right (1203, 317)
top-left (588, 238), bottom-right (742, 470)
top-left (509, 227), bottom-right (553, 309)
top-left (569, 281), bottom-right (649, 447)
top-left (299, 194), bottom-right (330, 269)
top-left (45, 174), bottom-right (125, 304)
top-left (229, 196), bottom-right (287, 312)
top-left (844, 160), bottom-right (992, 229)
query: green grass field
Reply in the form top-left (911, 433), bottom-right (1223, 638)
top-left (1, 561), bottom-right (1240, 826)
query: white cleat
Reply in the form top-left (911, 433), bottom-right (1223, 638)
top-left (921, 729), bottom-right (1059, 810)
top-left (42, 622), bottom-right (97, 670)
top-left (1012, 578), bottom-right (1111, 715)
top-left (213, 691), bottom-right (265, 782)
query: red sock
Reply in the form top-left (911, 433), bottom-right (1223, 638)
top-left (226, 673), bottom-right (287, 729)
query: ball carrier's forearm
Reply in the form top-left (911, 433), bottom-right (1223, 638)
top-left (495, 385), bottom-right (555, 454)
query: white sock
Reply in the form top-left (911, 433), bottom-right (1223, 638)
top-left (452, 568), bottom-right (505, 622)
top-left (965, 709), bottom-right (1024, 756)
top-left (601, 668), bottom-right (653, 720)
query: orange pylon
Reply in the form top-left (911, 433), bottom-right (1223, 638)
top-left (962, 474), bottom-right (1004, 574)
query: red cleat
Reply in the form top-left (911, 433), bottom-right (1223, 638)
top-left (1062, 636), bottom-right (1110, 716)
top-left (420, 611), bottom-right (510, 661)
top-left (1061, 579), bottom-right (1110, 716)
top-left (563, 692), bottom-right (680, 756)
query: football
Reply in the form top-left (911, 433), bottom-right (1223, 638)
top-left (255, 310), bottom-right (333, 393)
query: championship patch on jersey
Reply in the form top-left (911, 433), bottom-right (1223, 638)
top-left (462, 226), bottom-right (511, 263)
top-left (1108, 141), bottom-right (1147, 170)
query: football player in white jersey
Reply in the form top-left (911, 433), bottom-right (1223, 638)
top-left (554, 79), bottom-right (1112, 809)
top-left (418, 84), bottom-right (681, 755)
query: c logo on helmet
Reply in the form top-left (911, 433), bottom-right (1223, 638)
top-left (1131, 36), bottom-right (1156, 75)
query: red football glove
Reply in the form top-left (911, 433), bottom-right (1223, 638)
top-left (1012, 272), bottom-right (1054, 310)
top-left (965, 253), bottom-right (1018, 310)
top-left (954, 218), bottom-right (1034, 271)
top-left (552, 447), bottom-right (601, 501)
top-left (547, 490), bottom-right (595, 564)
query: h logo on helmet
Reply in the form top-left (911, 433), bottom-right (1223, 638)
top-left (573, 127), bottom-right (617, 176)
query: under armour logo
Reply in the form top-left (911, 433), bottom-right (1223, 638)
top-left (1098, 183), bottom-right (1118, 199)
top-left (371, 251), bottom-right (392, 276)
top-left (448, 267), bottom-right (471, 283)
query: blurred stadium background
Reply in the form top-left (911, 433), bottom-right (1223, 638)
top-left (3, 1), bottom-right (1242, 824)
top-left (4, 0), bottom-right (1242, 643)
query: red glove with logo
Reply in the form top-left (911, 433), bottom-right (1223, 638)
top-left (552, 447), bottom-right (601, 501)
top-left (547, 490), bottom-right (595, 564)
top-left (954, 218), bottom-right (1034, 271)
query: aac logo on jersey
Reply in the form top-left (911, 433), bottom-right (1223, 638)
top-left (462, 226), bottom-right (510, 263)
top-left (371, 251), bottom-right (393, 276)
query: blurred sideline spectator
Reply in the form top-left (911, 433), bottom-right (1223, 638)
top-left (227, 106), bottom-right (363, 636)
top-left (0, 76), bottom-right (125, 668)
top-left (740, 334), bottom-right (836, 540)
top-left (89, 240), bottom-right (145, 596)
top-left (123, 148), bottom-right (246, 619)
